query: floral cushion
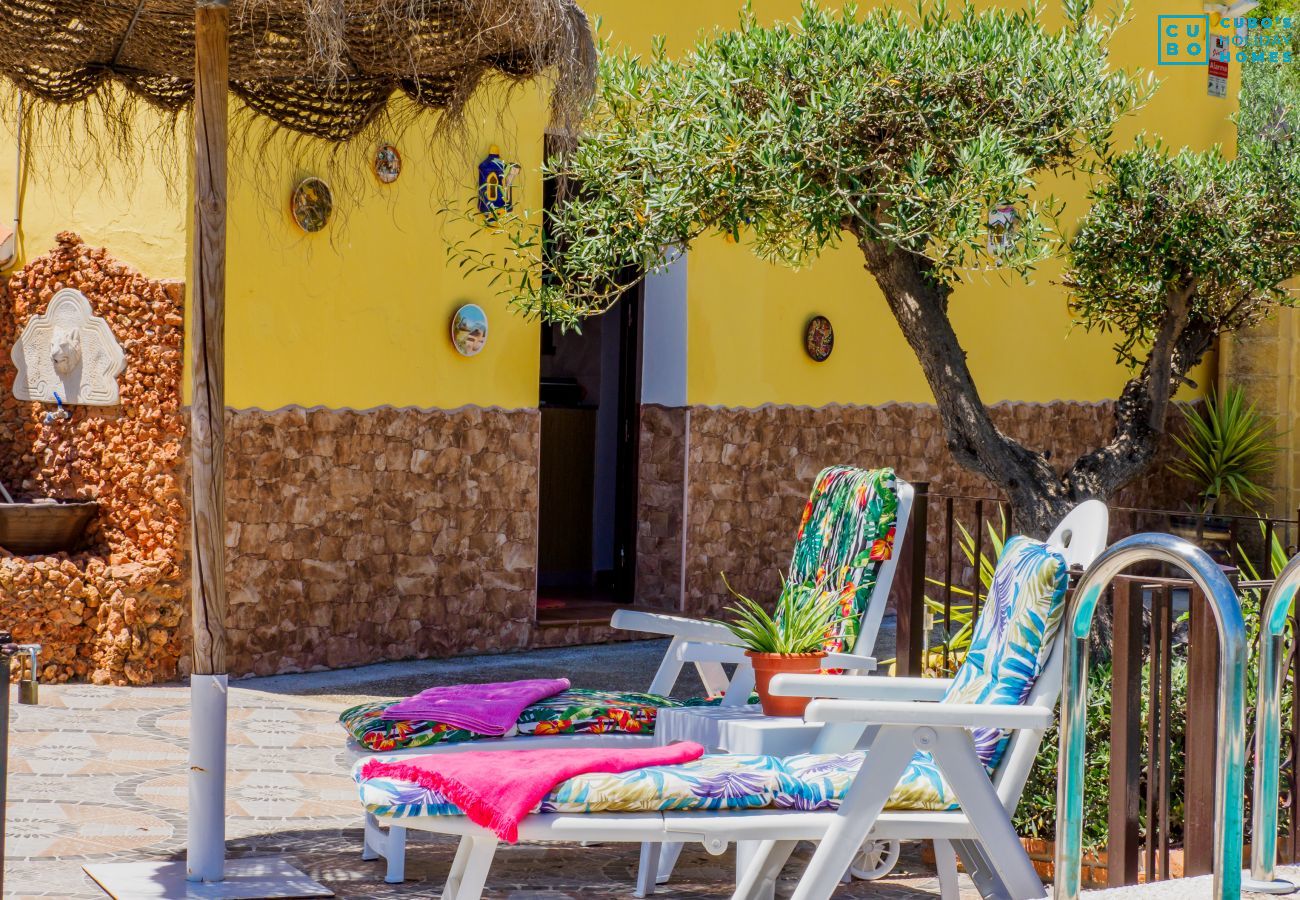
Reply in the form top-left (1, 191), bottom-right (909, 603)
top-left (788, 466), bottom-right (898, 656)
top-left (356, 752), bottom-right (834, 818)
top-left (341, 689), bottom-right (716, 752)
top-left (891, 535), bottom-right (1070, 811)
top-left (355, 749), bottom-right (995, 818)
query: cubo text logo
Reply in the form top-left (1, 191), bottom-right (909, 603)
top-left (1157, 14), bottom-right (1210, 65)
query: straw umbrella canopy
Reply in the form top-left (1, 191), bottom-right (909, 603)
top-left (0, 0), bottom-right (593, 885)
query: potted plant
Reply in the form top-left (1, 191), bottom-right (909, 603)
top-left (711, 573), bottom-right (843, 717)
top-left (1167, 387), bottom-right (1281, 551)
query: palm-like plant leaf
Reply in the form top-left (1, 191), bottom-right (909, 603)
top-left (711, 571), bottom-right (846, 654)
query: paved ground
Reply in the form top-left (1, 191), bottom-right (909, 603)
top-left (4, 638), bottom-right (982, 899)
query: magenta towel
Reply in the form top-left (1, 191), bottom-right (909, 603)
top-left (359, 741), bottom-right (706, 842)
top-left (381, 678), bottom-right (570, 735)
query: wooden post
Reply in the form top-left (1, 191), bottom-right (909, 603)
top-left (893, 482), bottom-right (929, 677)
top-left (1107, 578), bottom-right (1141, 887)
top-left (1185, 582), bottom-right (1221, 877)
top-left (191, 0), bottom-right (228, 679)
top-left (187, 0), bottom-right (229, 883)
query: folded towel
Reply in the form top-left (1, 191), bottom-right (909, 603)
top-left (358, 741), bottom-right (706, 841)
top-left (381, 678), bottom-right (570, 735)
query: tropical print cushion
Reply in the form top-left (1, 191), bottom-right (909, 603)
top-left (341, 689), bottom-right (720, 752)
top-left (356, 749), bottom-right (985, 818)
top-left (891, 534), bottom-right (1069, 811)
top-left (356, 751), bottom-right (835, 818)
top-left (787, 466), bottom-right (898, 656)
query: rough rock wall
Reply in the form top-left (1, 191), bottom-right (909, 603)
top-left (634, 404), bottom-right (686, 610)
top-left (635, 402), bottom-right (1191, 620)
top-left (0, 234), bottom-right (187, 684)
top-left (224, 406), bottom-right (543, 676)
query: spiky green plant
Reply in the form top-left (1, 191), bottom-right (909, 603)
top-left (922, 509), bottom-right (1008, 673)
top-left (1168, 387), bottom-right (1281, 514)
top-left (711, 572), bottom-right (844, 655)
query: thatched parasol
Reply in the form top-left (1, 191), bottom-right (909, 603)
top-left (0, 0), bottom-right (595, 140)
top-left (0, 0), bottom-right (593, 892)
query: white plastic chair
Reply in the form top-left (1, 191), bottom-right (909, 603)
top-left (358, 470), bottom-right (916, 882)
top-left (352, 502), bottom-right (1108, 900)
top-left (638, 499), bottom-right (1109, 896)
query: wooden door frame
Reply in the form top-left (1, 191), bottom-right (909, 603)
top-left (612, 279), bottom-right (644, 600)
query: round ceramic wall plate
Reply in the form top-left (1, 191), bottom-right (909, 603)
top-left (805, 315), bottom-right (834, 362)
top-left (375, 143), bottom-right (401, 184)
top-left (291, 177), bottom-right (333, 233)
top-left (451, 303), bottom-right (489, 356)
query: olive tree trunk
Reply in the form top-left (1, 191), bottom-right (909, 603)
top-left (855, 234), bottom-right (1214, 538)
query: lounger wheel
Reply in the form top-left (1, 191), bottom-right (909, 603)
top-left (848, 838), bottom-right (900, 880)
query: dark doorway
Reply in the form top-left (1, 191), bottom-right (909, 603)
top-left (537, 287), bottom-right (642, 623)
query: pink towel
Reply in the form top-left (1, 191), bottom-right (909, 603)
top-left (381, 678), bottom-right (569, 735)
top-left (359, 741), bottom-right (706, 842)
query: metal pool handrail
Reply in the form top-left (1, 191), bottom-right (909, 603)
top-left (1052, 533), bottom-right (1248, 900)
top-left (1245, 552), bottom-right (1300, 895)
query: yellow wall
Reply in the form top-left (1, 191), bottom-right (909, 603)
top-left (0, 109), bottom-right (185, 282)
top-left (220, 92), bottom-right (548, 410)
top-left (584, 0), bottom-right (1237, 406)
top-left (0, 2), bottom-right (1236, 412)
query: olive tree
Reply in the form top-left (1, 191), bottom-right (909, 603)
top-left (459, 0), bottom-right (1300, 535)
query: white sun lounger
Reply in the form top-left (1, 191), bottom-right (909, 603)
top-left (354, 505), bottom-right (1105, 900)
top-left (355, 469), bottom-right (916, 882)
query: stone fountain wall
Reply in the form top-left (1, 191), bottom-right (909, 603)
top-left (0, 234), bottom-right (187, 685)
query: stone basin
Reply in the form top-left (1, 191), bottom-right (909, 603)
top-left (0, 500), bottom-right (98, 556)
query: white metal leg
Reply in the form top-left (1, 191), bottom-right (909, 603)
top-left (934, 839), bottom-right (961, 900)
top-left (444, 836), bottom-right (475, 899)
top-left (736, 841), bottom-right (760, 887)
top-left (657, 840), bottom-right (684, 882)
top-left (362, 812), bottom-right (407, 883)
top-left (648, 637), bottom-right (688, 696)
top-left (384, 826), bottom-right (407, 883)
top-left (930, 729), bottom-right (1044, 900)
top-left (361, 814), bottom-right (380, 861)
top-left (635, 842), bottom-right (661, 897)
top-left (789, 727), bottom-right (918, 900)
top-left (732, 839), bottom-right (798, 900)
top-left (446, 835), bottom-right (498, 900)
top-left (696, 660), bottom-right (730, 697)
top-left (721, 664), bottom-right (756, 707)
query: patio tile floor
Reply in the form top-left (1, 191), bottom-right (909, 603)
top-left (4, 638), bottom-right (983, 898)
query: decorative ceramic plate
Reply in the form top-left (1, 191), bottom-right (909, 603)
top-left (987, 204), bottom-right (1019, 257)
top-left (291, 177), bottom-right (333, 233)
top-left (451, 303), bottom-right (489, 357)
top-left (805, 315), bottom-right (834, 362)
top-left (375, 143), bottom-right (401, 184)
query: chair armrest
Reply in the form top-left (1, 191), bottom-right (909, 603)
top-left (804, 698), bottom-right (1054, 730)
top-left (821, 652), bottom-right (878, 673)
top-left (769, 673), bottom-right (953, 702)
top-left (610, 609), bottom-right (735, 643)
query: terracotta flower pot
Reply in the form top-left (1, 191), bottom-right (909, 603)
top-left (746, 651), bottom-right (827, 717)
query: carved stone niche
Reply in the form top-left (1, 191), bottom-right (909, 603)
top-left (11, 288), bottom-right (126, 406)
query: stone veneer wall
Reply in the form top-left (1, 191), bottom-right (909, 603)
top-left (1221, 310), bottom-right (1300, 520)
top-left (0, 234), bottom-right (187, 684)
top-left (636, 402), bottom-right (1191, 620)
top-left (224, 406), bottom-right (545, 676)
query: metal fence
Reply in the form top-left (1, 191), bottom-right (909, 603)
top-left (890, 487), bottom-right (1300, 888)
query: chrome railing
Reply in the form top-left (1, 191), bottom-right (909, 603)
top-left (1245, 552), bottom-right (1300, 894)
top-left (1053, 533), bottom-right (1248, 900)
